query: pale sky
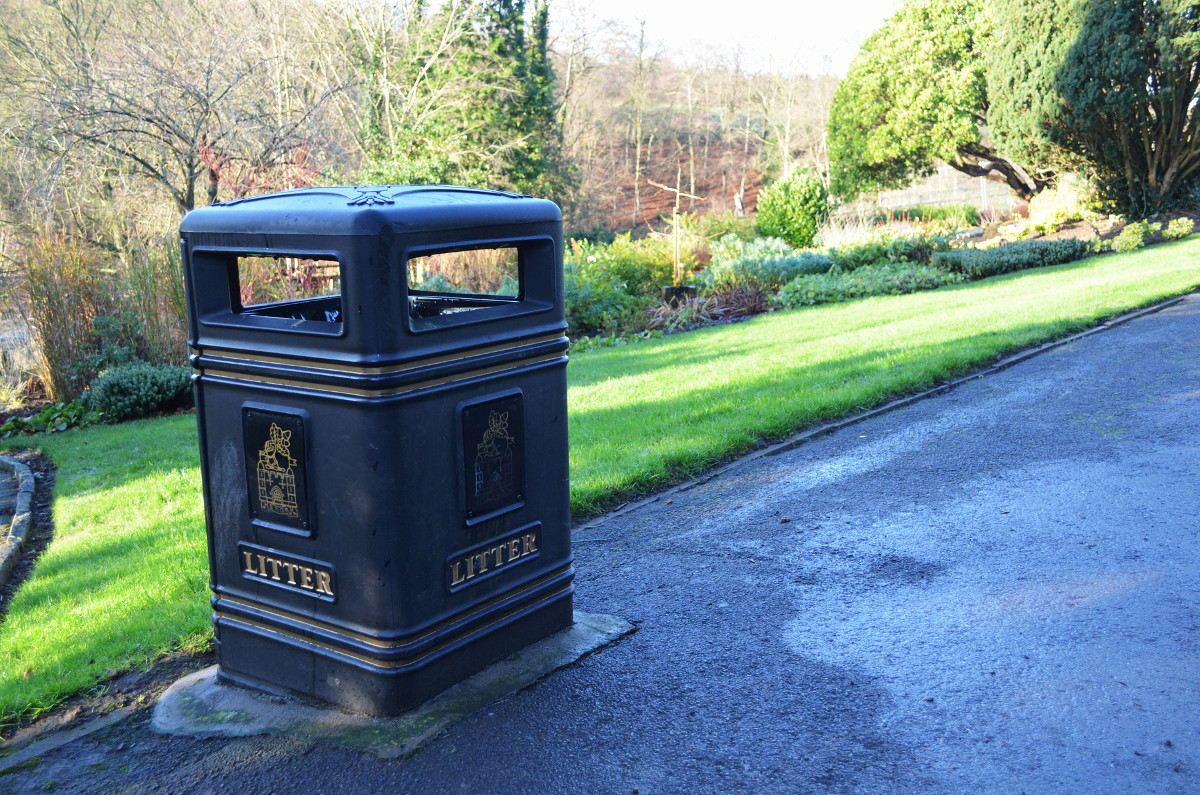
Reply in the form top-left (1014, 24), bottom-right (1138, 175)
top-left (554, 0), bottom-right (904, 75)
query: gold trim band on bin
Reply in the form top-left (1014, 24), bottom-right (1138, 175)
top-left (216, 564), bottom-right (573, 650)
top-left (199, 352), bottom-right (564, 398)
top-left (192, 333), bottom-right (565, 376)
top-left (215, 582), bottom-right (574, 670)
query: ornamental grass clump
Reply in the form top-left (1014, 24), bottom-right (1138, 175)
top-left (16, 234), bottom-right (120, 400)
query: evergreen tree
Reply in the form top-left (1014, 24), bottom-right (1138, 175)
top-left (463, 0), bottom-right (572, 199)
top-left (989, 0), bottom-right (1200, 213)
top-left (356, 0), bottom-right (573, 203)
top-left (826, 0), bottom-right (1049, 203)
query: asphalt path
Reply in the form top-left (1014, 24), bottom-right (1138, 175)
top-left (3, 295), bottom-right (1198, 794)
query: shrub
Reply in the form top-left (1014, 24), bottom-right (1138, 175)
top-left (72, 311), bottom-right (144, 375)
top-left (773, 262), bottom-right (963, 309)
top-left (566, 234), bottom-right (679, 296)
top-left (89, 363), bottom-right (193, 423)
top-left (829, 227), bottom-right (950, 271)
top-left (755, 170), bottom-right (830, 248)
top-left (707, 234), bottom-right (793, 264)
top-left (563, 262), bottom-right (656, 338)
top-left (700, 250), bottom-right (834, 293)
top-left (1111, 220), bottom-right (1156, 253)
top-left (1163, 217), bottom-right (1195, 240)
top-left (933, 239), bottom-right (1092, 278)
top-left (1027, 175), bottom-right (1097, 233)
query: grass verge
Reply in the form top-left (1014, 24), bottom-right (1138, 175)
top-left (0, 416), bottom-right (209, 730)
top-left (567, 239), bottom-right (1200, 512)
top-left (2, 238), bottom-right (1199, 725)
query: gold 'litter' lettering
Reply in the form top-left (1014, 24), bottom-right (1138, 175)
top-left (239, 545), bottom-right (335, 599)
top-left (448, 528), bottom-right (540, 590)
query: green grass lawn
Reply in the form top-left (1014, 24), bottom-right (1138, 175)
top-left (569, 238), bottom-right (1200, 511)
top-left (2, 238), bottom-right (1199, 727)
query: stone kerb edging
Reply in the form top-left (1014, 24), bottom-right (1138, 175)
top-left (0, 455), bottom-right (36, 587)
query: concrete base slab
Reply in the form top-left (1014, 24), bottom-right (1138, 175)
top-left (151, 611), bottom-right (633, 758)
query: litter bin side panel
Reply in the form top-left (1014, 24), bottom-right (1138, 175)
top-left (197, 381), bottom-right (405, 626)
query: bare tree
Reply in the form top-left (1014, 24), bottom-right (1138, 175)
top-left (1, 0), bottom-right (344, 216)
top-left (626, 21), bottom-right (659, 227)
top-left (752, 68), bottom-right (838, 179)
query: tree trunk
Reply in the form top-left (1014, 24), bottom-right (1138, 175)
top-left (952, 144), bottom-right (1049, 201)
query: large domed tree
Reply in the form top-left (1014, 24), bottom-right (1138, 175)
top-left (827, 0), bottom-right (1050, 203)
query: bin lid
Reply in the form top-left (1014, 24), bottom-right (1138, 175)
top-left (180, 185), bottom-right (561, 237)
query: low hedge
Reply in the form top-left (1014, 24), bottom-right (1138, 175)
top-left (773, 262), bottom-right (963, 309)
top-left (700, 250), bottom-right (834, 292)
top-left (89, 363), bottom-right (193, 422)
top-left (933, 239), bottom-right (1091, 278)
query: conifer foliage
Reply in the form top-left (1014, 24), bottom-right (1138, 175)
top-left (359, 0), bottom-right (572, 204)
top-left (988, 0), bottom-right (1200, 213)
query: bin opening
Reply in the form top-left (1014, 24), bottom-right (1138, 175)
top-left (407, 246), bottom-right (521, 321)
top-left (235, 256), bottom-right (342, 325)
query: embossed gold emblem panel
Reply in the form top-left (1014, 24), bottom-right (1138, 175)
top-left (243, 408), bottom-right (311, 535)
top-left (461, 392), bottom-right (526, 524)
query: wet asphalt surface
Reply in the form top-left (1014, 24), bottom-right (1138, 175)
top-left (2, 296), bottom-right (1199, 794)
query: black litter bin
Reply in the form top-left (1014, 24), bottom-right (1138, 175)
top-left (180, 185), bottom-right (573, 716)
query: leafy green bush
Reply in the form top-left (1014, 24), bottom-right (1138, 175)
top-left (755, 170), bottom-right (830, 248)
top-left (567, 234), bottom-right (679, 295)
top-left (773, 262), bottom-right (964, 309)
top-left (1, 399), bottom-right (100, 438)
top-left (829, 227), bottom-right (950, 271)
top-left (1027, 176), bottom-right (1096, 233)
top-left (1111, 221), bottom-right (1156, 253)
top-left (707, 234), bottom-right (793, 264)
top-left (88, 363), bottom-right (193, 423)
top-left (700, 250), bottom-right (834, 293)
top-left (932, 239), bottom-right (1092, 278)
top-left (564, 262), bottom-right (656, 338)
top-left (1163, 217), bottom-right (1195, 240)
top-left (72, 311), bottom-right (144, 376)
